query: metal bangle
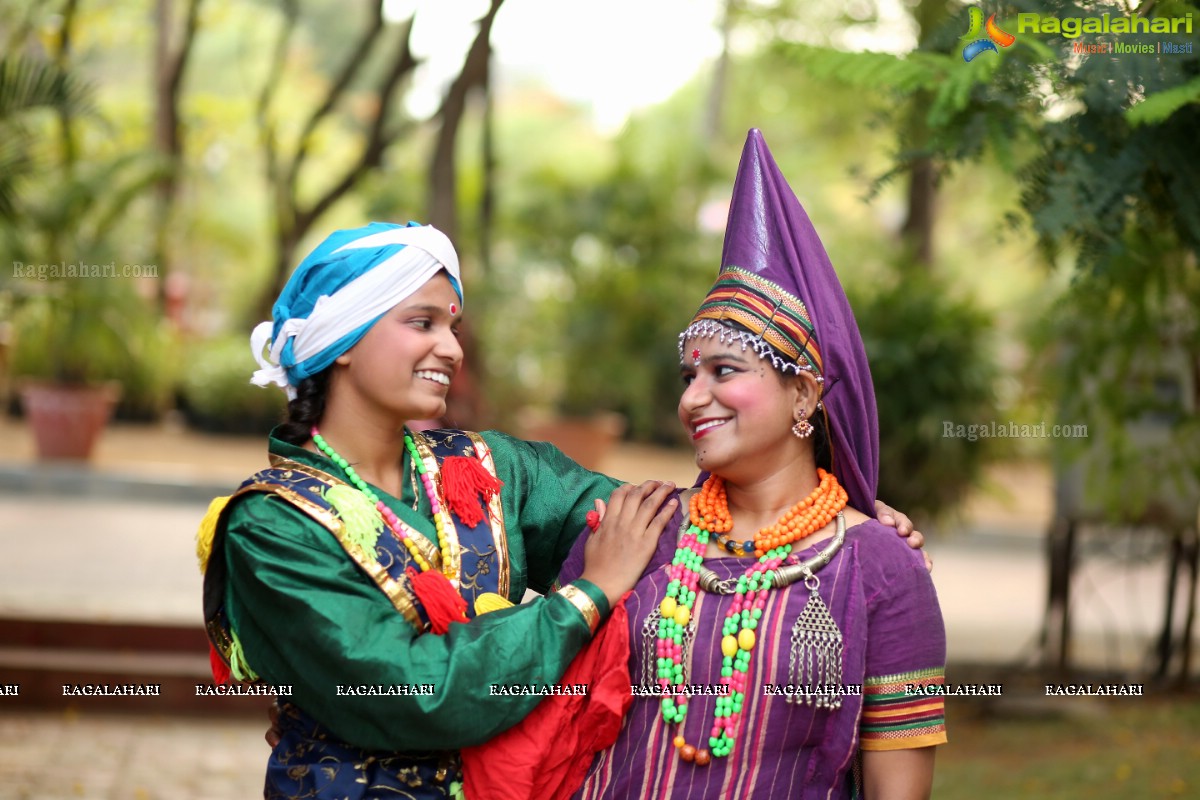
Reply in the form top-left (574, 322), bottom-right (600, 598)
top-left (558, 584), bottom-right (601, 634)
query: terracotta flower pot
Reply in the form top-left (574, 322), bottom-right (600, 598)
top-left (18, 381), bottom-right (122, 461)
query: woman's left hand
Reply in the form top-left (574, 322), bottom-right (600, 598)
top-left (874, 500), bottom-right (932, 573)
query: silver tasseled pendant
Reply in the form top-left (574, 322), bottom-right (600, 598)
top-left (641, 604), bottom-right (696, 689)
top-left (787, 572), bottom-right (844, 708)
top-left (640, 606), bottom-right (662, 688)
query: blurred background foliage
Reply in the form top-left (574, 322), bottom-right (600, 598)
top-left (850, 268), bottom-right (999, 522)
top-left (0, 0), bottom-right (1196, 527)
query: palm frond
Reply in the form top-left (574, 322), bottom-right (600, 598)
top-left (0, 55), bottom-right (94, 121)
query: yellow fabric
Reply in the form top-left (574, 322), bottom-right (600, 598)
top-left (196, 496), bottom-right (231, 573)
top-left (474, 592), bottom-right (515, 615)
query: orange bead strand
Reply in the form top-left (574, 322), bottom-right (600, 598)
top-left (700, 468), bottom-right (851, 558)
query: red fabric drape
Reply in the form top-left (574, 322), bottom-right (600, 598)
top-left (462, 595), bottom-right (633, 800)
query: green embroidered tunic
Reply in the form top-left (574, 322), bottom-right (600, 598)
top-left (222, 429), bottom-right (620, 752)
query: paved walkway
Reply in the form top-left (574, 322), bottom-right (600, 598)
top-left (0, 417), bottom-right (1190, 798)
top-left (0, 710), bottom-right (266, 799)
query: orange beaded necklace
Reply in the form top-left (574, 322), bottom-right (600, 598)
top-left (701, 468), bottom-right (849, 558)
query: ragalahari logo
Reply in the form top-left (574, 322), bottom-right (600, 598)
top-left (963, 8), bottom-right (1016, 61)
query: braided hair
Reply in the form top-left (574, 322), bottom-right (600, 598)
top-left (275, 369), bottom-right (331, 446)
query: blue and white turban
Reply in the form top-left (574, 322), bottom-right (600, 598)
top-left (250, 221), bottom-right (461, 398)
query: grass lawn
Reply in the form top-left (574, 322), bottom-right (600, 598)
top-left (933, 693), bottom-right (1200, 798)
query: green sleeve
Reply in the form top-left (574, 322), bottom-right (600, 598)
top-left (480, 431), bottom-right (623, 595)
top-left (224, 494), bottom-right (607, 753)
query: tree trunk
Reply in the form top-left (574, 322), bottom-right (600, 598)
top-left (428, 0), bottom-right (504, 240)
top-left (897, 0), bottom-right (949, 270)
top-left (250, 3), bottom-right (416, 323)
top-left (427, 0), bottom-right (506, 429)
top-left (55, 0), bottom-right (79, 176)
top-left (701, 0), bottom-right (734, 148)
top-left (153, 0), bottom-right (203, 314)
top-left (900, 150), bottom-right (936, 267)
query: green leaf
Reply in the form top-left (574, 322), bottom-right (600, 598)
top-left (928, 52), bottom-right (998, 127)
top-left (776, 43), bottom-right (951, 95)
top-left (1127, 76), bottom-right (1200, 127)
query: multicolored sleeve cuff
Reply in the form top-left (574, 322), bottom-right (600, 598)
top-left (556, 580), bottom-right (610, 635)
top-left (860, 667), bottom-right (948, 751)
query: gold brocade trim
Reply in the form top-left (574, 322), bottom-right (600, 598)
top-left (465, 431), bottom-right (511, 600)
top-left (410, 432), bottom-right (461, 580)
top-left (257, 458), bottom-right (347, 533)
top-left (863, 666), bottom-right (945, 690)
top-left (316, 514), bottom-right (423, 631)
top-left (719, 265), bottom-right (816, 326)
top-left (205, 618), bottom-right (238, 671)
top-left (270, 454), bottom-right (442, 572)
top-left (255, 457), bottom-right (424, 631)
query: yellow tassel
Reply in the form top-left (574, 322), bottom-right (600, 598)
top-left (227, 630), bottom-right (260, 682)
top-left (474, 592), bottom-right (515, 615)
top-left (324, 484), bottom-right (384, 563)
top-left (196, 496), bottom-right (231, 573)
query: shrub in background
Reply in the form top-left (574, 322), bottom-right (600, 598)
top-left (850, 269), bottom-right (999, 524)
top-left (179, 335), bottom-right (285, 435)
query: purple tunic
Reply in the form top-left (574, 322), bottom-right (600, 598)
top-left (559, 493), bottom-right (946, 800)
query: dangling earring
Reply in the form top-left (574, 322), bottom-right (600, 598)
top-left (792, 417), bottom-right (814, 439)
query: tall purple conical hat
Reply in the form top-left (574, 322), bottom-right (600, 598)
top-left (682, 129), bottom-right (879, 513)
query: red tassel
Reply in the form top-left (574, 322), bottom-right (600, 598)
top-left (408, 567), bottom-right (468, 634)
top-left (440, 456), bottom-right (504, 528)
top-left (209, 642), bottom-right (231, 685)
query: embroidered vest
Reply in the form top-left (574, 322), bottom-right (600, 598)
top-left (200, 429), bottom-right (509, 681)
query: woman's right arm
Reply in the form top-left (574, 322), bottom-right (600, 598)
top-left (225, 485), bottom-right (670, 753)
top-left (858, 522), bottom-right (947, 798)
top-left (225, 497), bottom-right (603, 753)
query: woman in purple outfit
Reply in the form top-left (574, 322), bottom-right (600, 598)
top-left (558, 129), bottom-right (946, 800)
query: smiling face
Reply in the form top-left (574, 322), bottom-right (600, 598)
top-left (677, 335), bottom-right (821, 483)
top-left (331, 271), bottom-right (463, 423)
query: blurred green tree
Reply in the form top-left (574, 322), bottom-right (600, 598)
top-left (699, 0), bottom-right (1008, 520)
top-left (773, 0), bottom-right (1199, 673)
top-left (486, 121), bottom-right (719, 442)
top-left (1, 6), bottom-right (178, 453)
